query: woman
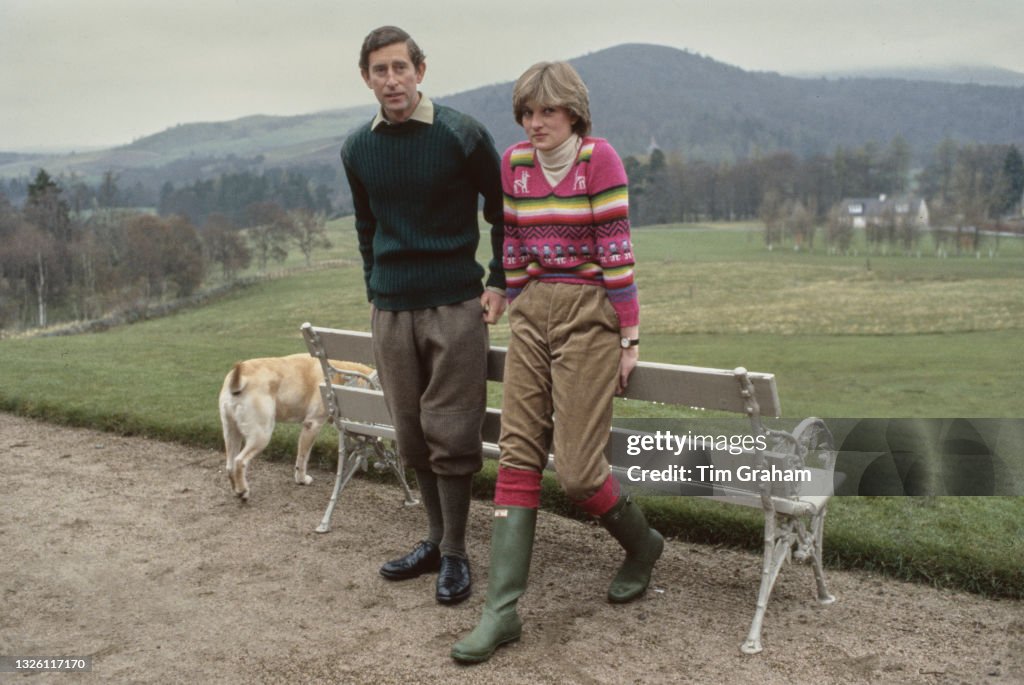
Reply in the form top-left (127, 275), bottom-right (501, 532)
top-left (451, 61), bottom-right (663, 664)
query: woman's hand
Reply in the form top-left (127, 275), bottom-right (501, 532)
top-left (617, 345), bottom-right (639, 395)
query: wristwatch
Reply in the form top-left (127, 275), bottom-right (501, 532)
top-left (620, 337), bottom-right (639, 349)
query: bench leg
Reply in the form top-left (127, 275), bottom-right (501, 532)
top-left (315, 435), bottom-right (421, 533)
top-left (315, 433), bottom-right (368, 534)
top-left (741, 513), bottom-right (794, 655)
top-left (809, 508), bottom-right (836, 605)
top-left (371, 439), bottom-right (420, 507)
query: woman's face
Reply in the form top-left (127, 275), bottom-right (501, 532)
top-left (520, 100), bottom-right (577, 152)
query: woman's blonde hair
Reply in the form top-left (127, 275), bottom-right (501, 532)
top-left (512, 61), bottom-right (591, 137)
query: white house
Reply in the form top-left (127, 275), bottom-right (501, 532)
top-left (838, 195), bottom-right (929, 230)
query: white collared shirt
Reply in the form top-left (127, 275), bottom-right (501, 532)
top-left (371, 93), bottom-right (435, 130)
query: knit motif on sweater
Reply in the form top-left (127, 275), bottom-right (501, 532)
top-left (501, 137), bottom-right (639, 327)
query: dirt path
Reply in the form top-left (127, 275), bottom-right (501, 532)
top-left (1, 413), bottom-right (1021, 684)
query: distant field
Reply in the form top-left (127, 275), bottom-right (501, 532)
top-left (1, 220), bottom-right (1022, 598)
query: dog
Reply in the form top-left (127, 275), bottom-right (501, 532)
top-left (219, 353), bottom-right (376, 501)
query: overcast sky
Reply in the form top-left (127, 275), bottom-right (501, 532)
top-left (2, 0), bottom-right (1023, 151)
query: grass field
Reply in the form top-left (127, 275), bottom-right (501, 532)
top-left (1, 218), bottom-right (1022, 598)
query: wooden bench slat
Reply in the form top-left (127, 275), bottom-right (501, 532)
top-left (623, 362), bottom-right (781, 417)
top-left (306, 326), bottom-right (780, 417)
top-left (327, 384), bottom-right (503, 445)
top-left (305, 326), bottom-right (376, 367)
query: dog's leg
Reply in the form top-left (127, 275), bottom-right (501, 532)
top-left (221, 398), bottom-right (244, 493)
top-left (294, 417), bottom-right (325, 486)
top-left (231, 427), bottom-right (272, 501)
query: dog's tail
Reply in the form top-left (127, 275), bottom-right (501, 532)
top-left (227, 362), bottom-right (247, 396)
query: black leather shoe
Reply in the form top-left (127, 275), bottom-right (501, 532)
top-left (379, 541), bottom-right (441, 580)
top-left (436, 555), bottom-right (472, 605)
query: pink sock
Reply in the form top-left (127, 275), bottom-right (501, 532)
top-left (494, 467), bottom-right (542, 509)
top-left (575, 475), bottom-right (620, 517)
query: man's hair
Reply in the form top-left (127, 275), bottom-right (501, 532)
top-left (359, 26), bottom-right (425, 72)
top-left (512, 61), bottom-right (591, 137)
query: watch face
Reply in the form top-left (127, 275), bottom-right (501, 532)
top-left (620, 337), bottom-right (630, 348)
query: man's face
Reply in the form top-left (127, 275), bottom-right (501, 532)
top-left (362, 42), bottom-right (425, 124)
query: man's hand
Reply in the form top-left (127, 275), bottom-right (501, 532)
top-left (480, 290), bottom-right (507, 325)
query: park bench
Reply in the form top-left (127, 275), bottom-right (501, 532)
top-left (300, 322), bottom-right (838, 654)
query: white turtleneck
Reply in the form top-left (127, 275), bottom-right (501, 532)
top-left (536, 133), bottom-right (581, 188)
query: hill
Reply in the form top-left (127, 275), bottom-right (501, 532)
top-left (0, 105), bottom-right (375, 184)
top-left (2, 44), bottom-right (1023, 188)
top-left (796, 65), bottom-right (1024, 88)
top-left (439, 44), bottom-right (1024, 159)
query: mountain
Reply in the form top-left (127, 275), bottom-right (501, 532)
top-left (2, 44), bottom-right (1023, 188)
top-left (0, 105), bottom-right (376, 183)
top-left (794, 65), bottom-right (1024, 88)
top-left (438, 44), bottom-right (1024, 160)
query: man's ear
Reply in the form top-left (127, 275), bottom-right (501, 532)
top-left (361, 69), bottom-right (371, 88)
top-left (416, 61), bottom-right (427, 84)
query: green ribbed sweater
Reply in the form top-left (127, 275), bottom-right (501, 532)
top-left (340, 104), bottom-right (505, 311)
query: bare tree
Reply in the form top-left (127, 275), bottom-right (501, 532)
top-left (759, 190), bottom-right (785, 250)
top-left (246, 202), bottom-right (297, 273)
top-left (204, 213), bottom-right (251, 281)
top-left (786, 200), bottom-right (814, 251)
top-left (163, 215), bottom-right (205, 297)
top-left (3, 222), bottom-right (59, 327)
top-left (826, 204), bottom-right (853, 255)
top-left (292, 209), bottom-right (332, 267)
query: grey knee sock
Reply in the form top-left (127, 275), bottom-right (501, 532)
top-left (437, 473), bottom-right (473, 558)
top-left (415, 469), bottom-right (444, 546)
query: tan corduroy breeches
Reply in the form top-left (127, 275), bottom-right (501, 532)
top-left (498, 281), bottom-right (621, 500)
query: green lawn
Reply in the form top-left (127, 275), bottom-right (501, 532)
top-left (1, 220), bottom-right (1022, 598)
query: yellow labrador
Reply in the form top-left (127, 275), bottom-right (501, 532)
top-left (219, 354), bottom-right (375, 501)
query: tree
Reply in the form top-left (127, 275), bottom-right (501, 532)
top-left (920, 138), bottom-right (959, 205)
top-left (927, 197), bottom-right (954, 257)
top-left (98, 171), bottom-right (120, 208)
top-left (759, 190), bottom-right (785, 250)
top-left (16, 171), bottom-right (73, 324)
top-left (950, 145), bottom-right (993, 254)
top-left (999, 146), bottom-right (1024, 216)
top-left (0, 192), bottom-right (16, 240)
top-left (122, 215), bottom-right (204, 299)
top-left (204, 213), bottom-right (252, 281)
top-left (2, 222), bottom-right (59, 327)
top-left (123, 215), bottom-right (167, 299)
top-left (25, 169), bottom-right (71, 242)
top-left (634, 149), bottom-right (674, 225)
top-left (826, 204), bottom-right (853, 255)
top-left (246, 202), bottom-right (297, 272)
top-left (881, 136), bottom-right (912, 194)
top-left (68, 228), bottom-right (104, 321)
top-left (162, 215), bottom-right (205, 297)
top-left (292, 209), bottom-right (332, 267)
top-left (786, 200), bottom-right (814, 251)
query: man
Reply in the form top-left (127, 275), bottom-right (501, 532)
top-left (340, 26), bottom-right (506, 606)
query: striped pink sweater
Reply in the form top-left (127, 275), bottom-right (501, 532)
top-left (501, 137), bottom-right (639, 327)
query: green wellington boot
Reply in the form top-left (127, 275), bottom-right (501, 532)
top-left (600, 495), bottom-right (665, 603)
top-left (451, 506), bottom-right (537, 664)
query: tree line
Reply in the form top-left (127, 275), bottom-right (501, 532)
top-left (3, 137), bottom-right (1021, 331)
top-left (0, 170), bottom-right (331, 331)
top-left (2, 163), bottom-right (340, 221)
top-left (626, 138), bottom-right (1024, 248)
